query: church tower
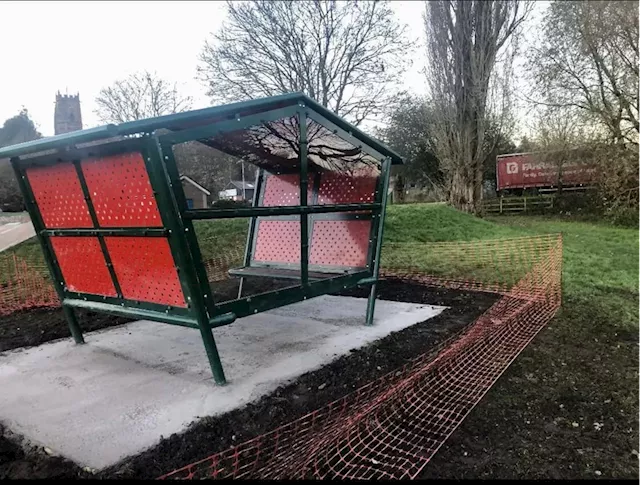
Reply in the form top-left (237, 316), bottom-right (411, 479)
top-left (54, 92), bottom-right (83, 135)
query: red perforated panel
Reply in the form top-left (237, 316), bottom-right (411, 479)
top-left (317, 173), bottom-right (377, 205)
top-left (251, 172), bottom-right (376, 268)
top-left (253, 221), bottom-right (301, 264)
top-left (310, 220), bottom-right (371, 268)
top-left (26, 163), bottom-right (93, 228)
top-left (105, 237), bottom-right (186, 307)
top-left (50, 236), bottom-right (116, 296)
top-left (261, 174), bottom-right (314, 206)
top-left (81, 152), bottom-right (162, 227)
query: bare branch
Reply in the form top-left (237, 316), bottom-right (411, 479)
top-left (197, 0), bottom-right (412, 126)
top-left (95, 70), bottom-right (193, 123)
top-left (527, 0), bottom-right (639, 144)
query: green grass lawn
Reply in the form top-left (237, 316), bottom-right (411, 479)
top-left (1, 204), bottom-right (637, 478)
top-left (190, 204), bottom-right (534, 285)
top-left (384, 203), bottom-right (525, 242)
top-left (0, 237), bottom-right (46, 268)
top-left (0, 203), bottom-right (547, 269)
top-left (192, 203), bottom-right (528, 254)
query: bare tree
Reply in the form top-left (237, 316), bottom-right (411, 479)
top-left (532, 105), bottom-right (637, 222)
top-left (531, 107), bottom-right (598, 191)
top-left (425, 0), bottom-right (532, 213)
top-left (198, 0), bottom-right (411, 126)
top-left (534, 107), bottom-right (598, 152)
top-left (528, 1), bottom-right (639, 144)
top-left (525, 1), bottom-right (638, 224)
top-left (95, 70), bottom-right (193, 124)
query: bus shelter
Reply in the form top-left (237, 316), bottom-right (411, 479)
top-left (0, 93), bottom-right (403, 385)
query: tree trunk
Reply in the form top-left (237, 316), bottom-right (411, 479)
top-left (448, 160), bottom-right (484, 214)
top-left (394, 174), bottom-right (406, 203)
top-left (473, 163), bottom-right (484, 215)
top-left (448, 167), bottom-right (476, 212)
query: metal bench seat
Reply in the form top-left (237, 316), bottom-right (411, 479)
top-left (228, 266), bottom-right (357, 281)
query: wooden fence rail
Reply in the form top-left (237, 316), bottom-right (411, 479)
top-left (482, 195), bottom-right (554, 214)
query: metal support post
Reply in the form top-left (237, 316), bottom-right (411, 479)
top-left (299, 109), bottom-right (309, 287)
top-left (365, 157), bottom-right (392, 326)
top-left (238, 168), bottom-right (263, 299)
top-left (149, 139), bottom-right (227, 385)
top-left (63, 305), bottom-right (85, 344)
top-left (195, 310), bottom-right (228, 385)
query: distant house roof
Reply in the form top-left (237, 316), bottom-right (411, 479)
top-left (226, 180), bottom-right (255, 190)
top-left (180, 174), bottom-right (211, 195)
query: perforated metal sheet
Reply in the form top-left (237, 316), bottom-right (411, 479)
top-left (261, 174), bottom-right (314, 206)
top-left (251, 172), bottom-right (376, 268)
top-left (253, 221), bottom-right (301, 264)
top-left (309, 220), bottom-right (371, 268)
top-left (105, 237), bottom-right (186, 307)
top-left (316, 173), bottom-right (377, 205)
top-left (26, 163), bottom-right (93, 228)
top-left (50, 236), bottom-right (116, 296)
top-left (81, 152), bottom-right (162, 227)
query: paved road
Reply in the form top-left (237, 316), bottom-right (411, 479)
top-left (0, 213), bottom-right (35, 253)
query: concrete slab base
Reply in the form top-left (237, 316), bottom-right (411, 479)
top-left (0, 295), bottom-right (446, 469)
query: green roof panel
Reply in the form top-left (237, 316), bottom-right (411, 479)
top-left (0, 93), bottom-right (402, 165)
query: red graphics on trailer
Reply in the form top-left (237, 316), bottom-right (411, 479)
top-left (496, 152), bottom-right (598, 191)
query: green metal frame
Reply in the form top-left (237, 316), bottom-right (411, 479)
top-left (237, 167), bottom-right (264, 299)
top-left (3, 93), bottom-right (401, 386)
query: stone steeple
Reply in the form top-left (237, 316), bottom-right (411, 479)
top-left (54, 92), bottom-right (83, 135)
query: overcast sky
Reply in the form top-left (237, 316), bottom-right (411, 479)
top-left (0, 1), bottom-right (546, 139)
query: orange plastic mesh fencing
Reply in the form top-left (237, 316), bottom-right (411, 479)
top-left (159, 233), bottom-right (562, 480)
top-left (201, 245), bottom-right (244, 282)
top-left (381, 234), bottom-right (560, 299)
top-left (0, 254), bottom-right (58, 316)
